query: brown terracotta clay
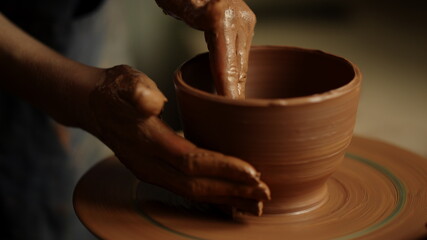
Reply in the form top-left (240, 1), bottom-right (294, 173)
top-left (73, 136), bottom-right (427, 239)
top-left (174, 46), bottom-right (362, 213)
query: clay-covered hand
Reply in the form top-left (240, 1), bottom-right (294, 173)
top-left (156, 0), bottom-right (256, 99)
top-left (88, 65), bottom-right (270, 215)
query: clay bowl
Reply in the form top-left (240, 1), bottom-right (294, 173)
top-left (174, 46), bottom-right (361, 214)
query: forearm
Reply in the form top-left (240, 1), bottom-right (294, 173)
top-left (0, 13), bottom-right (102, 131)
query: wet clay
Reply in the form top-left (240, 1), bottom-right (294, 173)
top-left (155, 0), bottom-right (255, 98)
top-left (73, 136), bottom-right (427, 239)
top-left (174, 46), bottom-right (361, 213)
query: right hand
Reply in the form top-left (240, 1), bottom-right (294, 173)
top-left (155, 0), bottom-right (256, 99)
top-left (88, 65), bottom-right (270, 215)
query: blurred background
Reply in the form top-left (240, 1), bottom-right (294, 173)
top-left (66, 0), bottom-right (426, 238)
top-left (94, 0), bottom-right (427, 157)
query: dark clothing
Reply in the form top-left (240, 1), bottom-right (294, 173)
top-left (0, 0), bottom-right (103, 54)
top-left (0, 93), bottom-right (72, 240)
top-left (0, 0), bottom-right (104, 239)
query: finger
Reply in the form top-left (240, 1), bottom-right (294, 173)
top-left (205, 198), bottom-right (263, 216)
top-left (236, 5), bottom-right (256, 99)
top-left (236, 27), bottom-right (253, 99)
top-left (141, 118), bottom-right (262, 185)
top-left (112, 65), bottom-right (167, 117)
top-left (205, 27), bottom-right (240, 98)
top-left (177, 177), bottom-right (270, 202)
top-left (139, 118), bottom-right (270, 198)
top-left (235, 30), bottom-right (247, 99)
top-left (140, 117), bottom-right (198, 158)
top-left (177, 149), bottom-right (262, 185)
top-left (132, 75), bottom-right (167, 116)
top-left (126, 152), bottom-right (266, 216)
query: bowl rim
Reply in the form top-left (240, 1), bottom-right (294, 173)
top-left (174, 45), bottom-right (362, 107)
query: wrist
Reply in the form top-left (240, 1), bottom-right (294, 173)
top-left (68, 65), bottom-right (105, 135)
top-left (155, 0), bottom-right (212, 21)
top-left (49, 61), bottom-right (104, 133)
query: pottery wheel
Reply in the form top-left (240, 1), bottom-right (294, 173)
top-left (73, 136), bottom-right (427, 239)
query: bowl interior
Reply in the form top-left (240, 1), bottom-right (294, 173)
top-left (180, 47), bottom-right (356, 99)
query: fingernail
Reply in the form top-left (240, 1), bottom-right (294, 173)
top-left (248, 170), bottom-right (261, 181)
top-left (257, 201), bottom-right (263, 216)
top-left (251, 181), bottom-right (271, 201)
top-left (253, 201), bottom-right (263, 216)
top-left (263, 184), bottom-right (272, 201)
top-left (245, 169), bottom-right (261, 185)
top-left (247, 167), bottom-right (258, 177)
top-left (253, 186), bottom-right (270, 201)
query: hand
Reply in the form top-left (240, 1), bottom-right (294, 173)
top-left (200, 0), bottom-right (256, 99)
top-left (88, 65), bottom-right (270, 215)
top-left (157, 0), bottom-right (256, 99)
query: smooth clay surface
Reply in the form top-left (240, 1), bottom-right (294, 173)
top-left (174, 46), bottom-right (361, 213)
top-left (73, 136), bottom-right (427, 240)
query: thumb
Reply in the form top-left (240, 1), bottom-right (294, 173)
top-left (131, 75), bottom-right (167, 116)
top-left (109, 65), bottom-right (167, 117)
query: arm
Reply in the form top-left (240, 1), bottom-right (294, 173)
top-left (155, 0), bottom-right (256, 99)
top-left (0, 13), bottom-right (269, 215)
top-left (0, 13), bottom-right (100, 130)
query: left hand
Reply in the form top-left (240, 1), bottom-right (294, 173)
top-left (87, 65), bottom-right (270, 216)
